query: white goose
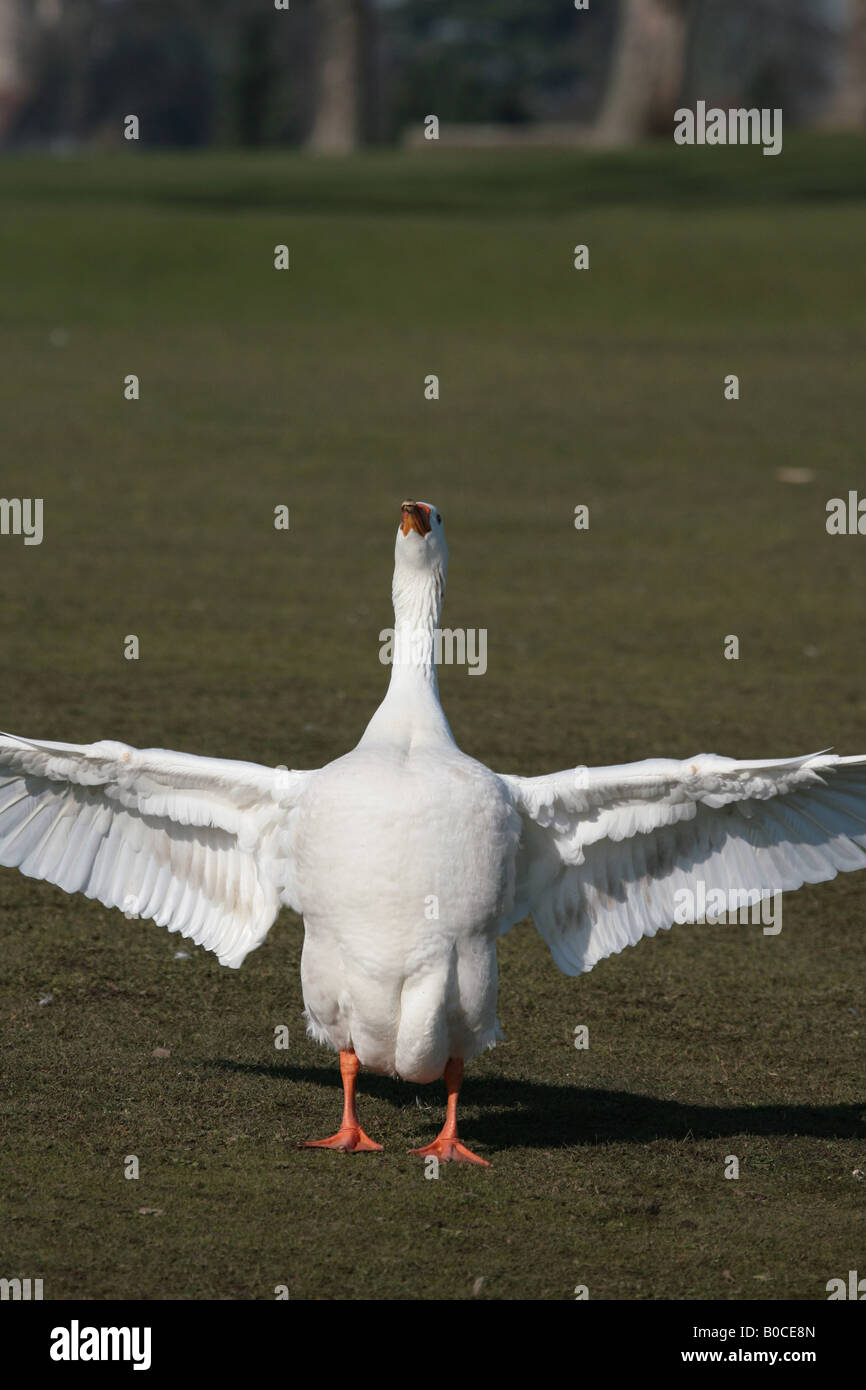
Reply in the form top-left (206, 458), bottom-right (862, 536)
top-left (3, 499), bottom-right (866, 1165)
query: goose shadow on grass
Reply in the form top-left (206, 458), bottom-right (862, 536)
top-left (206, 1060), bottom-right (866, 1151)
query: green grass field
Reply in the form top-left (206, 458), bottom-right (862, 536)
top-left (1, 138), bottom-right (864, 1300)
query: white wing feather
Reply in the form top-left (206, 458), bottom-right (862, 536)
top-left (0, 732), bottom-right (313, 968)
top-left (498, 752), bottom-right (866, 974)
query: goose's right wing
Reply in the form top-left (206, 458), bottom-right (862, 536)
top-left (497, 752), bottom-right (866, 975)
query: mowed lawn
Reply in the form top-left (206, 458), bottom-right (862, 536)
top-left (0, 141), bottom-right (864, 1301)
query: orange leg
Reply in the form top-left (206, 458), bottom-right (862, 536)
top-left (410, 1057), bottom-right (490, 1166)
top-left (300, 1049), bottom-right (382, 1153)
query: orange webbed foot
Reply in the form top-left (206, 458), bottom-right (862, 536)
top-left (410, 1136), bottom-right (490, 1166)
top-left (300, 1125), bottom-right (383, 1153)
top-left (301, 1049), bottom-right (382, 1153)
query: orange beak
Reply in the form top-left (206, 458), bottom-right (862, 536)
top-left (400, 500), bottom-right (431, 537)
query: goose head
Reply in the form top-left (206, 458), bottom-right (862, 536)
top-left (392, 499), bottom-right (448, 640)
top-left (396, 500), bottom-right (448, 577)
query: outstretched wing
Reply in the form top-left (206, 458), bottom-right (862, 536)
top-left (0, 732), bottom-right (314, 968)
top-left (497, 752), bottom-right (866, 974)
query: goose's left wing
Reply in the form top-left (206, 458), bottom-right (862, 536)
top-left (497, 752), bottom-right (866, 974)
top-left (0, 732), bottom-right (313, 968)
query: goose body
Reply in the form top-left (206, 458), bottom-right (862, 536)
top-left (3, 497), bottom-right (866, 1162)
top-left (296, 741), bottom-right (518, 1083)
top-left (296, 505), bottom-right (520, 1085)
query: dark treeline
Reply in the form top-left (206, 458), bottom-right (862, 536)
top-left (0, 0), bottom-right (862, 151)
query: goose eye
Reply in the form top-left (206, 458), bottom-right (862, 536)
top-left (436, 513), bottom-right (441, 524)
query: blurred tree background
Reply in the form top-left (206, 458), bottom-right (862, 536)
top-left (0, 0), bottom-right (863, 150)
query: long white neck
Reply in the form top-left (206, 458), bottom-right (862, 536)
top-left (358, 558), bottom-right (455, 750)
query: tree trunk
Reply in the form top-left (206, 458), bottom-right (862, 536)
top-left (0, 0), bottom-right (28, 145)
top-left (817, 0), bottom-right (866, 128)
top-left (594, 0), bottom-right (688, 145)
top-left (308, 0), bottom-right (369, 153)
